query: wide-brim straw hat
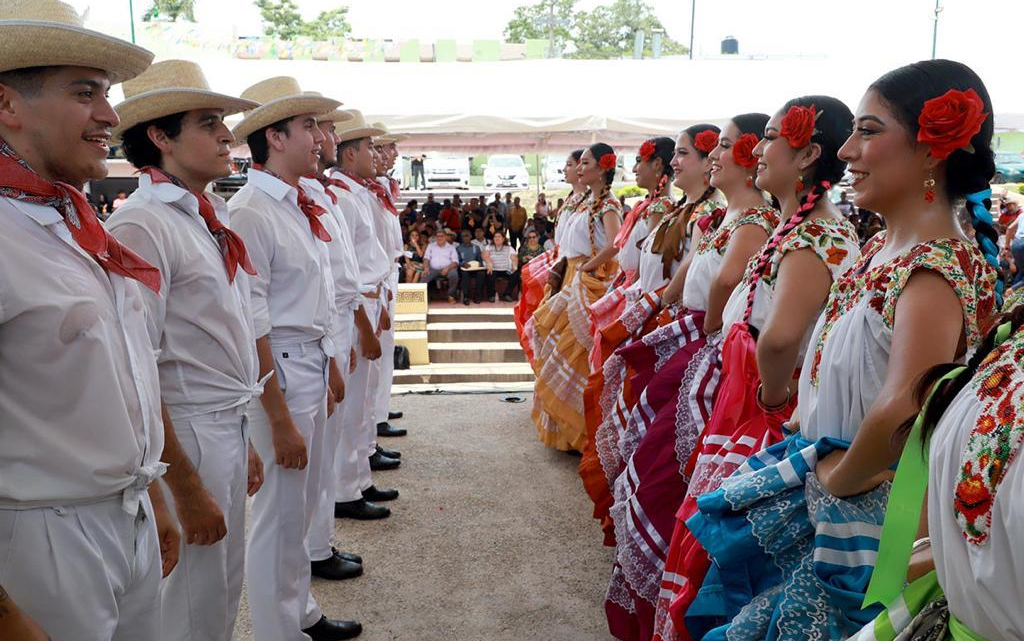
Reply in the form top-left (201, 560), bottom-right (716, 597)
top-left (461, 260), bottom-right (485, 271)
top-left (0, 0), bottom-right (153, 84)
top-left (371, 121), bottom-right (410, 145)
top-left (336, 110), bottom-right (386, 144)
top-left (231, 76), bottom-right (341, 142)
top-left (114, 60), bottom-right (259, 140)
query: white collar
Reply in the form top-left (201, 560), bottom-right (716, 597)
top-left (5, 196), bottom-right (62, 227)
top-left (135, 173), bottom-right (229, 226)
top-left (248, 168), bottom-right (297, 205)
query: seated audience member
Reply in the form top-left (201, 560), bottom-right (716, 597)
top-left (401, 199), bottom-right (419, 225)
top-left (456, 230), bottom-right (486, 305)
top-left (423, 229), bottom-right (459, 301)
top-left (421, 192), bottom-right (442, 220)
top-left (485, 207), bottom-right (506, 238)
top-left (484, 231), bottom-right (519, 302)
top-left (403, 229), bottom-right (427, 283)
top-left (518, 229), bottom-right (545, 267)
top-left (472, 227), bottom-right (489, 252)
top-left (439, 199), bottom-right (461, 232)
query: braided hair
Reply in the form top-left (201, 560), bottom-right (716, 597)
top-left (743, 97), bottom-right (854, 301)
top-left (643, 136), bottom-right (676, 198)
top-left (587, 142), bottom-right (617, 224)
top-left (870, 59), bottom-right (1002, 302)
top-left (898, 304), bottom-right (1024, 453)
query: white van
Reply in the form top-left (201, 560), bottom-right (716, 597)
top-left (543, 154), bottom-right (568, 189)
top-left (424, 153), bottom-right (470, 190)
top-left (483, 154), bottom-right (529, 190)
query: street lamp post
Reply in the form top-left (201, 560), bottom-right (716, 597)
top-left (128, 0), bottom-right (136, 43)
top-left (931, 0), bottom-right (942, 59)
top-left (688, 0), bottom-right (695, 60)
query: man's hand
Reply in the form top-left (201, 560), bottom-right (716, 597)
top-left (247, 442), bottom-right (264, 496)
top-left (379, 307), bottom-right (392, 332)
top-left (327, 359), bottom-right (345, 418)
top-left (360, 326), bottom-right (382, 360)
top-left (441, 266), bottom-right (451, 276)
top-left (150, 493), bottom-right (181, 578)
top-left (271, 417), bottom-right (308, 470)
top-left (350, 347), bottom-right (357, 374)
top-left (0, 585), bottom-right (52, 641)
top-left (175, 486), bottom-right (227, 546)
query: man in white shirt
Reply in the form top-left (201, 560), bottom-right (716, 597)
top-left (229, 77), bottom-right (358, 641)
top-left (328, 111), bottom-right (399, 522)
top-left (105, 60), bottom-right (264, 641)
top-left (423, 229), bottom-right (460, 299)
top-left (301, 107), bottom-right (388, 585)
top-left (0, 3), bottom-right (181, 640)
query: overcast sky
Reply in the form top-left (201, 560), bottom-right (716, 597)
top-left (75, 0), bottom-right (1018, 102)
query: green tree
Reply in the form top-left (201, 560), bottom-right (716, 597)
top-left (255, 0), bottom-right (351, 41)
top-left (503, 0), bottom-right (576, 56)
top-left (143, 0), bottom-right (196, 21)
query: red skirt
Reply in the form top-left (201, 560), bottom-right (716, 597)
top-left (581, 290), bottom-right (665, 546)
top-left (651, 323), bottom-right (796, 641)
top-left (605, 316), bottom-right (722, 641)
top-left (514, 248), bottom-right (558, 364)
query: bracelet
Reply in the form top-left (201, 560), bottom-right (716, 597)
top-left (756, 383), bottom-right (791, 412)
top-left (911, 537), bottom-right (931, 554)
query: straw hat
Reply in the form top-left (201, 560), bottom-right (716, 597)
top-left (0, 0), bottom-right (153, 84)
top-left (371, 121), bottom-right (410, 145)
top-left (302, 93), bottom-right (352, 125)
top-left (335, 110), bottom-right (386, 144)
top-left (231, 76), bottom-right (341, 142)
top-left (461, 260), bottom-right (485, 272)
top-left (113, 60), bottom-right (259, 139)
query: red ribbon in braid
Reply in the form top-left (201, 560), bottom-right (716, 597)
top-left (742, 181), bottom-right (830, 323)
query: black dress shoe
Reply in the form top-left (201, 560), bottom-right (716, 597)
top-left (335, 499), bottom-right (391, 520)
top-left (302, 615), bottom-right (362, 640)
top-left (369, 450), bottom-right (401, 471)
top-left (375, 443), bottom-right (401, 459)
top-left (463, 298), bottom-right (470, 306)
top-left (311, 554), bottom-right (363, 581)
top-left (332, 546), bottom-right (362, 565)
top-left (376, 421), bottom-right (407, 437)
top-left (362, 484), bottom-right (399, 502)
top-left (388, 411), bottom-right (403, 420)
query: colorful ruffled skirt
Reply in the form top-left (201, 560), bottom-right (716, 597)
top-left (531, 257), bottom-right (617, 451)
top-left (653, 323), bottom-right (796, 641)
top-left (685, 434), bottom-right (889, 641)
top-left (605, 326), bottom-right (722, 641)
top-left (515, 248), bottom-right (558, 364)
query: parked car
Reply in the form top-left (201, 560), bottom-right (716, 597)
top-left (994, 151), bottom-right (1024, 184)
top-left (424, 153), bottom-right (470, 190)
top-left (483, 154), bottom-right (530, 190)
top-left (543, 154), bottom-right (567, 189)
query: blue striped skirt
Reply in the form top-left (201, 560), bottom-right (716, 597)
top-left (685, 433), bottom-right (890, 641)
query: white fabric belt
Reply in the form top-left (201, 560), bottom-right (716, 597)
top-left (165, 371), bottom-right (273, 420)
top-left (0, 461), bottom-right (168, 515)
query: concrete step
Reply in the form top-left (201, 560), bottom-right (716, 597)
top-left (392, 381), bottom-right (534, 395)
top-left (427, 306), bottom-right (515, 324)
top-left (393, 362), bottom-right (534, 385)
top-left (428, 341), bottom-right (527, 363)
top-left (427, 321), bottom-right (518, 343)
top-left (394, 313), bottom-right (427, 332)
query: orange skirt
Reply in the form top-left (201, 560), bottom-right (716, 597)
top-left (531, 257), bottom-right (617, 451)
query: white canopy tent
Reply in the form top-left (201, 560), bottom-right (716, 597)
top-left (133, 56), bottom-right (1024, 153)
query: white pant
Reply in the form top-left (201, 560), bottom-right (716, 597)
top-left (247, 340), bottom-right (329, 640)
top-left (0, 494), bottom-right (161, 641)
top-left (308, 314), bottom-right (353, 562)
top-left (373, 270), bottom-right (399, 424)
top-left (160, 406), bottom-right (249, 641)
top-left (335, 298), bottom-right (378, 501)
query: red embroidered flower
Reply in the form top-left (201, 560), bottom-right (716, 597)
top-left (780, 104), bottom-right (818, 148)
top-left (917, 88), bottom-right (989, 161)
top-left (825, 245), bottom-right (848, 266)
top-left (599, 153), bottom-right (617, 171)
top-left (639, 140), bottom-right (657, 162)
top-left (732, 133), bottom-right (759, 169)
top-left (979, 363), bottom-right (1014, 398)
top-left (955, 473), bottom-right (993, 525)
top-left (693, 129), bottom-right (719, 154)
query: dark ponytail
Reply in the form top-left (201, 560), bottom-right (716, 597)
top-left (869, 59), bottom-right (1001, 300)
top-left (898, 305), bottom-right (1024, 453)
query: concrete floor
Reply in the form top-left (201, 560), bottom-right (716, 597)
top-left (232, 392), bottom-right (616, 641)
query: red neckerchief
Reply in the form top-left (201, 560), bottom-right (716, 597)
top-left (341, 169), bottom-right (399, 216)
top-left (0, 138), bottom-right (161, 293)
top-left (252, 165), bottom-right (332, 243)
top-left (141, 167), bottom-right (257, 283)
top-left (387, 176), bottom-right (400, 200)
top-left (306, 171), bottom-right (352, 205)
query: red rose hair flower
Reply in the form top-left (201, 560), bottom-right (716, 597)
top-left (780, 104), bottom-right (818, 148)
top-left (693, 129), bottom-right (719, 154)
top-left (732, 133), bottom-right (760, 169)
top-left (638, 140), bottom-right (657, 162)
top-left (917, 88), bottom-right (989, 160)
top-left (599, 153), bottom-right (617, 171)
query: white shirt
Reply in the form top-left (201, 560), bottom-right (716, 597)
top-left (0, 197), bottom-right (163, 507)
top-left (229, 169), bottom-right (335, 348)
top-left (106, 174), bottom-right (260, 418)
top-left (328, 170), bottom-right (392, 293)
top-left (373, 176), bottom-right (404, 263)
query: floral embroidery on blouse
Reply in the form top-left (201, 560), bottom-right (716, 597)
top-left (956, 327), bottom-right (1024, 544)
top-left (646, 196), bottom-right (674, 218)
top-left (809, 233), bottom-right (997, 385)
top-left (743, 216), bottom-right (860, 288)
top-left (695, 204), bottom-right (779, 256)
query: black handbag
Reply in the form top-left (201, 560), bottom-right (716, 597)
top-left (393, 345), bottom-right (411, 370)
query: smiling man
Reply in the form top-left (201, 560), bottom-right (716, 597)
top-left (104, 59), bottom-right (265, 641)
top-left (228, 77), bottom-right (359, 641)
top-left (0, 2), bottom-right (184, 640)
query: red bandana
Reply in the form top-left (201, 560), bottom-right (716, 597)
top-left (387, 176), bottom-right (401, 200)
top-left (0, 139), bottom-right (161, 293)
top-left (252, 165), bottom-right (332, 243)
top-left (141, 167), bottom-right (257, 283)
top-left (341, 170), bottom-right (399, 216)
